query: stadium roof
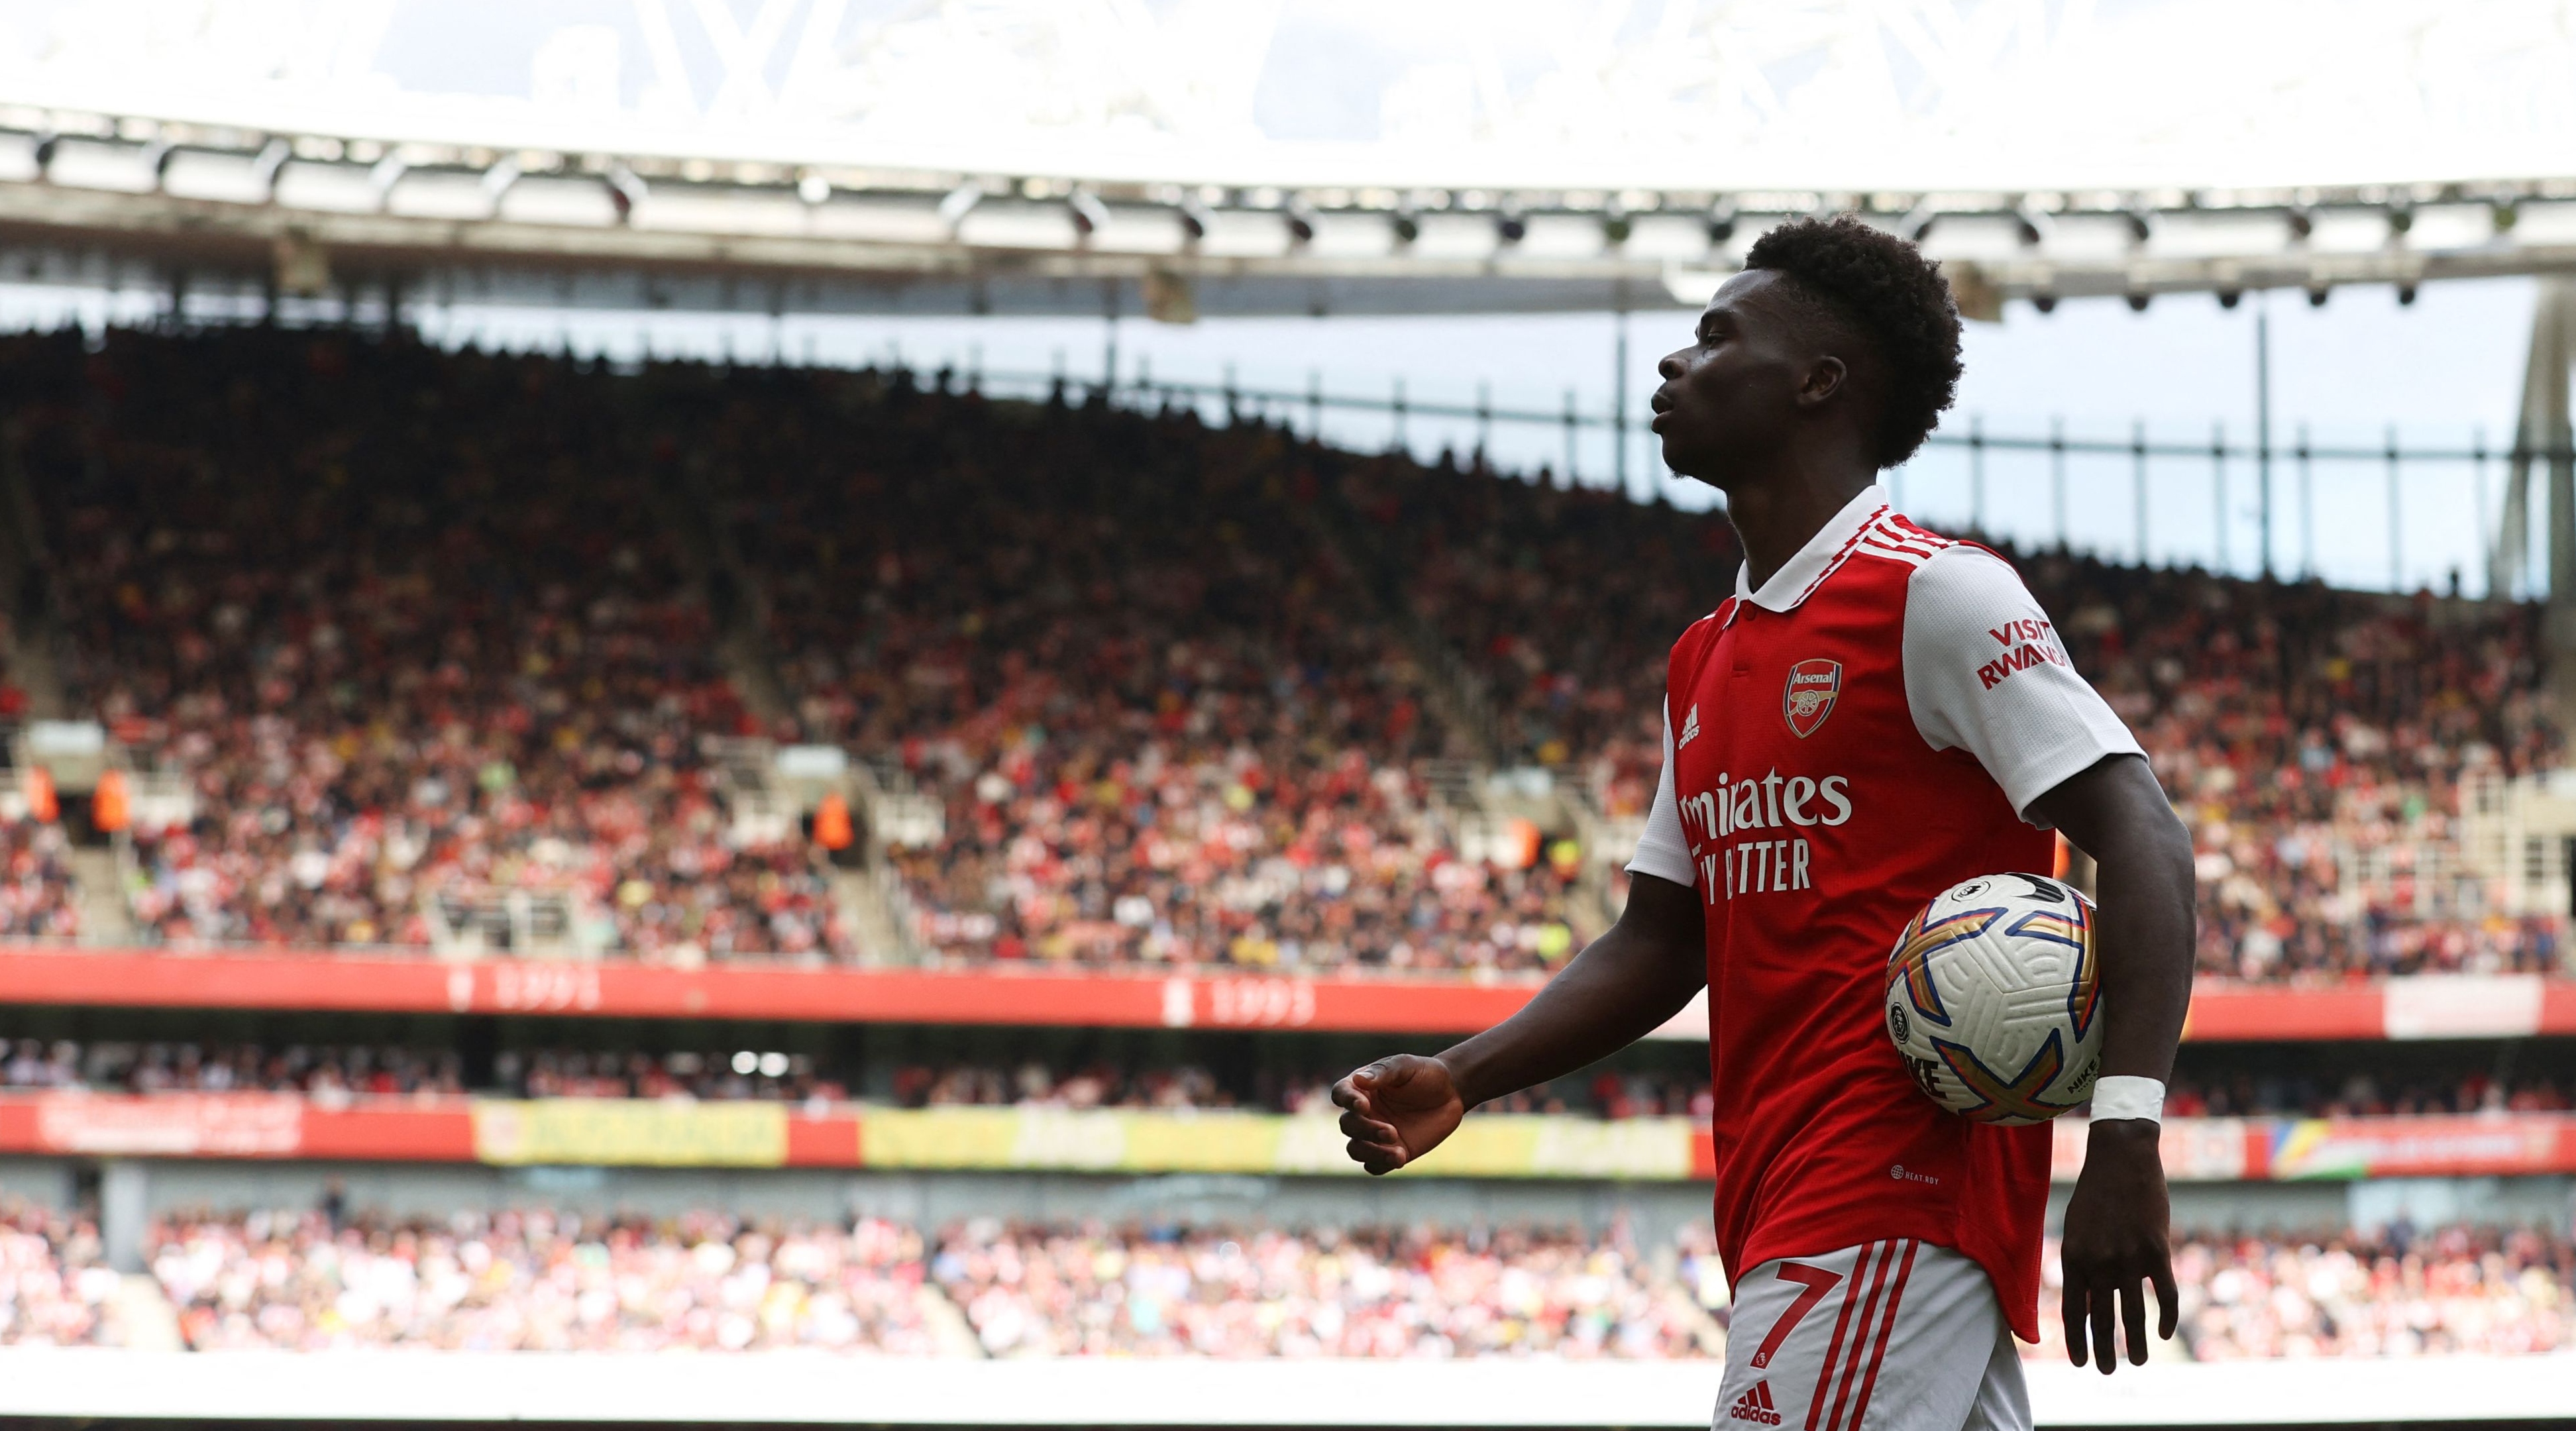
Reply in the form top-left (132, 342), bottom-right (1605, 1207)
top-left (5, 0), bottom-right (2576, 317)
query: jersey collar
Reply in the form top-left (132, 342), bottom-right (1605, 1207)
top-left (1732, 484), bottom-right (1891, 613)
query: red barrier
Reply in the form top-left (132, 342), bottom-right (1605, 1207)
top-left (0, 945), bottom-right (2566, 1041)
top-left (2184, 982), bottom-right (2385, 1040)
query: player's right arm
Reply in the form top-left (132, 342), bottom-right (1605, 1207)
top-left (1331, 871), bottom-right (1706, 1175)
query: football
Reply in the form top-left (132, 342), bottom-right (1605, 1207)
top-left (1882, 873), bottom-right (2103, 1126)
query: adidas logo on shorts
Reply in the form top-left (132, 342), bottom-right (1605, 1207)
top-left (1726, 1380), bottom-right (1783, 1426)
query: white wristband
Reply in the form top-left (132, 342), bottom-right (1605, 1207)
top-left (2090, 1076), bottom-right (2165, 1124)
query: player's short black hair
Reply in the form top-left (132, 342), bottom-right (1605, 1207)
top-left (1743, 215), bottom-right (1963, 469)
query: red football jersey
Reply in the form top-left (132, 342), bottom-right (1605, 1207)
top-left (1630, 488), bottom-right (2140, 1342)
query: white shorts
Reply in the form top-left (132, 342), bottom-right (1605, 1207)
top-left (1715, 1240), bottom-right (2029, 1431)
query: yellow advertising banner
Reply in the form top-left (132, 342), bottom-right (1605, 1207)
top-left (472, 1098), bottom-right (788, 1167)
top-left (857, 1108), bottom-right (1698, 1180)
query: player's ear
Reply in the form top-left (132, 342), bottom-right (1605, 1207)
top-left (1796, 354), bottom-right (1848, 408)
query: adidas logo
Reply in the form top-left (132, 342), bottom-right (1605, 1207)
top-left (1726, 1380), bottom-right (1783, 1426)
top-left (1677, 704), bottom-right (1701, 750)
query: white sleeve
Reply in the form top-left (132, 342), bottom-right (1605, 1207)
top-left (1903, 545), bottom-right (2144, 825)
top-left (1626, 700), bottom-right (1695, 887)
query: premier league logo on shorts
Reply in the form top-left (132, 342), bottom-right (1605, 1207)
top-left (1782, 658), bottom-right (1842, 738)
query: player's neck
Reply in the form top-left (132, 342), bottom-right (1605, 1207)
top-left (1725, 468), bottom-right (1879, 592)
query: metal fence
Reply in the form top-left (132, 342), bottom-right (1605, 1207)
top-left (13, 292), bottom-right (2533, 597)
top-left (949, 360), bottom-right (2533, 597)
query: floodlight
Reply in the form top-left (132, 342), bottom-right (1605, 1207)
top-left (1495, 207), bottom-right (1527, 244)
top-left (604, 164), bottom-right (645, 223)
top-left (369, 155), bottom-right (407, 208)
top-left (2286, 207), bottom-right (2314, 240)
top-left (797, 172), bottom-right (830, 205)
top-left (2306, 284), bottom-right (2330, 307)
top-left (2125, 291), bottom-right (2150, 312)
top-left (1068, 189), bottom-right (1109, 238)
top-left (1391, 211), bottom-right (1420, 245)
top-left (936, 180), bottom-right (984, 229)
top-left (1706, 198), bottom-right (1739, 244)
top-left (2031, 292), bottom-right (2058, 313)
top-left (1177, 197), bottom-right (1210, 241)
top-left (2217, 289), bottom-right (2242, 309)
top-left (479, 156), bottom-right (521, 206)
top-left (1285, 201), bottom-right (1316, 244)
top-left (250, 138), bottom-right (290, 198)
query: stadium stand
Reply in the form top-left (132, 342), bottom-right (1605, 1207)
top-left (6, 329), bottom-right (845, 963)
top-left (1322, 452), bottom-right (1737, 822)
top-left (698, 370), bottom-right (1583, 972)
top-left (927, 1220), bottom-right (1726, 1359)
top-left (0, 1036), bottom-right (1705, 1116)
top-left (2023, 552), bottom-right (2566, 980)
top-left (0, 1199), bottom-right (2559, 1362)
top-left (2163, 1069), bottom-right (2574, 1117)
top-left (15, 1033), bottom-right (2569, 1119)
top-left (0, 1203), bottom-right (113, 1346)
top-left (1318, 457), bottom-right (2568, 982)
top-left (147, 1206), bottom-right (939, 1352)
top-left (0, 820), bottom-right (79, 942)
top-left (2032, 1226), bottom-right (2576, 1361)
top-left (0, 329), bottom-right (2565, 986)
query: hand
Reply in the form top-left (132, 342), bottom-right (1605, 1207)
top-left (1330, 1055), bottom-right (1467, 1175)
top-left (2059, 1119), bottom-right (2178, 1373)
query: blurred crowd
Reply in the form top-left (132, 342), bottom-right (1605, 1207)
top-left (10, 1033), bottom-right (2573, 1124)
top-left (5, 329), bottom-right (845, 963)
top-left (148, 1207), bottom-right (938, 1352)
top-left (700, 368), bottom-right (1587, 973)
top-left (0, 1036), bottom-right (1703, 1118)
top-left (2024, 553), bottom-right (2564, 980)
top-left (0, 1199), bottom-right (2554, 1361)
top-left (138, 1208), bottom-right (1727, 1357)
top-left (888, 1059), bottom-right (1709, 1120)
top-left (0, 1203), bottom-right (115, 1345)
top-left (0, 330), bottom-right (2563, 982)
top-left (930, 1219), bottom-right (1725, 1358)
top-left (2164, 1069), bottom-right (2575, 1118)
top-left (2031, 1225), bottom-right (2576, 1360)
top-left (0, 1037), bottom-right (462, 1098)
top-left (0, 818), bottom-right (80, 941)
top-left (1324, 454), bottom-right (1737, 822)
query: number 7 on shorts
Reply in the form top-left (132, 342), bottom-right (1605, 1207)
top-left (1750, 1263), bottom-right (1843, 1370)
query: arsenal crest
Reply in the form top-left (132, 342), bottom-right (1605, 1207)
top-left (1782, 658), bottom-right (1842, 737)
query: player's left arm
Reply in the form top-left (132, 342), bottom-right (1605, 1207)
top-left (2027, 755), bottom-right (2194, 1374)
top-left (1902, 545), bottom-right (2193, 1375)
